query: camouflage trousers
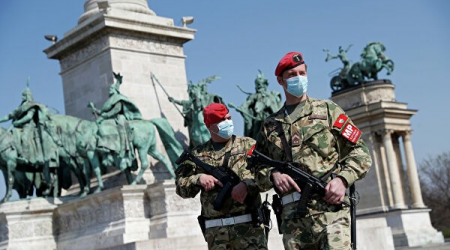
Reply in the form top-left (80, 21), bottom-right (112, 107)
top-left (280, 203), bottom-right (352, 250)
top-left (204, 222), bottom-right (267, 250)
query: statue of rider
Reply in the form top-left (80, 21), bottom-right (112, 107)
top-left (0, 84), bottom-right (59, 195)
top-left (324, 44), bottom-right (353, 77)
top-left (89, 72), bottom-right (142, 169)
top-left (168, 76), bottom-right (223, 149)
top-left (168, 82), bottom-right (195, 131)
top-left (229, 70), bottom-right (282, 139)
top-left (197, 76), bottom-right (224, 107)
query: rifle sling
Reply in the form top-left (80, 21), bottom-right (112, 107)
top-left (276, 123), bottom-right (293, 162)
top-left (221, 135), bottom-right (236, 169)
top-left (297, 183), bottom-right (312, 217)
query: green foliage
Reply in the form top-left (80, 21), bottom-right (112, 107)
top-left (442, 228), bottom-right (450, 239)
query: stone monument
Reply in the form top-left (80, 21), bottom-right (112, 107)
top-left (0, 1), bottom-right (285, 249)
top-left (1, 1), bottom-right (203, 250)
top-left (331, 80), bottom-right (445, 249)
top-left (44, 0), bottom-right (194, 183)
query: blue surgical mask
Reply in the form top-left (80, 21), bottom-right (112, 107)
top-left (214, 119), bottom-right (234, 139)
top-left (285, 75), bottom-right (308, 97)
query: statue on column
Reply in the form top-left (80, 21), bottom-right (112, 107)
top-left (324, 42), bottom-right (395, 92)
top-left (228, 70), bottom-right (282, 139)
top-left (324, 44), bottom-right (353, 79)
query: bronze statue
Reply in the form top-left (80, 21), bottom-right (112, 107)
top-left (89, 72), bottom-right (142, 172)
top-left (324, 42), bottom-right (395, 92)
top-left (228, 70), bottom-right (282, 139)
top-left (0, 84), bottom-right (60, 197)
top-left (89, 72), bottom-right (182, 182)
top-left (0, 74), bottom-right (184, 202)
top-left (163, 74), bottom-right (224, 149)
top-left (324, 44), bottom-right (353, 78)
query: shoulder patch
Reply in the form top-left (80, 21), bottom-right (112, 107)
top-left (341, 123), bottom-right (361, 143)
top-left (333, 114), bottom-right (348, 129)
top-left (333, 114), bottom-right (361, 143)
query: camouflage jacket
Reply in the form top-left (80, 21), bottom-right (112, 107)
top-left (175, 136), bottom-right (262, 219)
top-left (255, 96), bottom-right (372, 199)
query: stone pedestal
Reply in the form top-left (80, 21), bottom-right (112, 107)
top-left (55, 185), bottom-right (151, 250)
top-left (385, 208), bottom-right (444, 247)
top-left (0, 198), bottom-right (58, 250)
top-left (357, 216), bottom-right (395, 250)
top-left (0, 182), bottom-right (288, 250)
top-left (331, 80), bottom-right (444, 248)
top-left (146, 180), bottom-right (204, 240)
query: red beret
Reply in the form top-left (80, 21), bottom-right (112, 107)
top-left (203, 103), bottom-right (229, 126)
top-left (275, 52), bottom-right (304, 76)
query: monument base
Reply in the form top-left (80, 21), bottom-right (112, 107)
top-left (386, 208), bottom-right (444, 247)
top-left (358, 208), bottom-right (444, 248)
top-left (0, 198), bottom-right (58, 250)
top-left (9, 183), bottom-right (441, 249)
top-left (357, 215), bottom-right (395, 250)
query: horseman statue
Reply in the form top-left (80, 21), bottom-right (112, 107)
top-left (89, 72), bottom-right (142, 171)
top-left (0, 83), bottom-right (60, 196)
top-left (324, 42), bottom-right (395, 92)
top-left (228, 70), bottom-right (282, 139)
top-left (163, 74), bottom-right (224, 149)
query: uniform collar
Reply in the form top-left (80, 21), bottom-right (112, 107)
top-left (274, 95), bottom-right (313, 124)
top-left (203, 136), bottom-right (234, 159)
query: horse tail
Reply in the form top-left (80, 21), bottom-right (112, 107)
top-left (149, 118), bottom-right (184, 169)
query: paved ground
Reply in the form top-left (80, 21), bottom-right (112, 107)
top-left (395, 241), bottom-right (450, 250)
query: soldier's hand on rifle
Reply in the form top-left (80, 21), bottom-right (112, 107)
top-left (323, 177), bottom-right (347, 204)
top-left (231, 182), bottom-right (248, 204)
top-left (168, 97), bottom-right (174, 103)
top-left (271, 170), bottom-right (301, 194)
top-left (198, 174), bottom-right (223, 191)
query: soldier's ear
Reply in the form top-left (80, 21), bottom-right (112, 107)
top-left (276, 76), bottom-right (284, 86)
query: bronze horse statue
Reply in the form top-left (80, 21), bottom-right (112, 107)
top-left (0, 126), bottom-right (74, 202)
top-left (327, 42), bottom-right (395, 91)
top-left (47, 114), bottom-right (182, 193)
top-left (1, 113), bottom-right (183, 202)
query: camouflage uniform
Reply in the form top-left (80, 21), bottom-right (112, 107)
top-left (176, 136), bottom-right (267, 250)
top-left (255, 97), bottom-right (372, 250)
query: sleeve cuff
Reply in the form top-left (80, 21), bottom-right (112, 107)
top-left (338, 171), bottom-right (357, 187)
top-left (190, 174), bottom-right (203, 186)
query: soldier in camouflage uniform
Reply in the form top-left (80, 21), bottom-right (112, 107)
top-left (176, 103), bottom-right (267, 250)
top-left (254, 52), bottom-right (372, 250)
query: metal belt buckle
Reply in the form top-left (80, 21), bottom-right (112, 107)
top-left (222, 217), bottom-right (235, 226)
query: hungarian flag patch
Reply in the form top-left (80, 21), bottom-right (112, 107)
top-left (247, 144), bottom-right (256, 156)
top-left (333, 114), bottom-right (348, 129)
top-left (333, 114), bottom-right (361, 143)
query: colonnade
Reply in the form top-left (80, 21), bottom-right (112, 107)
top-left (376, 129), bottom-right (425, 209)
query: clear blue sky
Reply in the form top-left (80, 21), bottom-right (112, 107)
top-left (1, 1), bottom-right (449, 199)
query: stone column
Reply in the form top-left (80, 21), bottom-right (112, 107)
top-left (401, 131), bottom-right (425, 208)
top-left (381, 129), bottom-right (406, 209)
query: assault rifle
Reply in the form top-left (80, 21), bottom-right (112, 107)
top-left (248, 149), bottom-right (357, 249)
top-left (247, 149), bottom-right (348, 216)
top-left (176, 150), bottom-right (243, 211)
